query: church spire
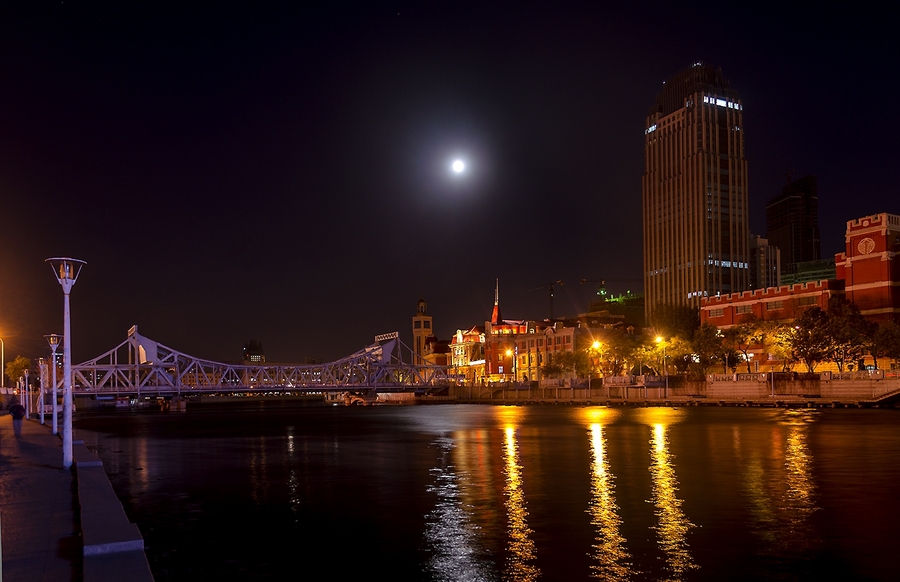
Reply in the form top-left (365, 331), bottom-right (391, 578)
top-left (490, 278), bottom-right (502, 324)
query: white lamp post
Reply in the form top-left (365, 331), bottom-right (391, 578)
top-left (46, 334), bottom-right (62, 435)
top-left (37, 358), bottom-right (46, 425)
top-left (46, 257), bottom-right (86, 469)
top-left (24, 369), bottom-right (30, 419)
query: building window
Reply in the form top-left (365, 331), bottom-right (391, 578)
top-left (424, 321), bottom-right (430, 329)
top-left (710, 308), bottom-right (724, 317)
top-left (414, 321), bottom-right (421, 328)
top-left (798, 296), bottom-right (816, 306)
top-left (766, 301), bottom-right (784, 311)
top-left (735, 305), bottom-right (752, 314)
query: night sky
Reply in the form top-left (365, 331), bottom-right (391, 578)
top-left (1, 1), bottom-right (895, 364)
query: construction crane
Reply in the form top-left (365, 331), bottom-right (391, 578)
top-left (526, 280), bottom-right (564, 320)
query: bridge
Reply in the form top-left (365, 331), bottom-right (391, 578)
top-left (69, 326), bottom-right (451, 398)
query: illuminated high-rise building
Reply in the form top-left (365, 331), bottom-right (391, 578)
top-left (643, 63), bottom-right (749, 320)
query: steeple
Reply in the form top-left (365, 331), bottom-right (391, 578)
top-left (490, 278), bottom-right (502, 324)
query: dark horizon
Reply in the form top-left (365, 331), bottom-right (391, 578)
top-left (1, 2), bottom-right (895, 364)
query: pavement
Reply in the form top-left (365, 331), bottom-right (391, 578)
top-left (0, 414), bottom-right (81, 581)
top-left (0, 413), bottom-right (154, 581)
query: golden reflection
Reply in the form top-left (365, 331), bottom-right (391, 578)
top-left (580, 406), bottom-right (621, 426)
top-left (781, 411), bottom-right (818, 546)
top-left (503, 426), bottom-right (540, 581)
top-left (649, 423), bottom-right (697, 579)
top-left (587, 422), bottom-right (633, 580)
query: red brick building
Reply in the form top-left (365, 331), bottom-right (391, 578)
top-left (701, 212), bottom-right (900, 327)
top-left (836, 213), bottom-right (900, 321)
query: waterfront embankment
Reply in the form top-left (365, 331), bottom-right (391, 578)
top-left (437, 374), bottom-right (900, 408)
top-left (0, 414), bottom-right (154, 581)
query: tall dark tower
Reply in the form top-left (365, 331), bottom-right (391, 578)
top-left (643, 63), bottom-right (750, 320)
top-left (766, 174), bottom-right (820, 280)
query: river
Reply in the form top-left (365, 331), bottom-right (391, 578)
top-left (75, 402), bottom-right (900, 581)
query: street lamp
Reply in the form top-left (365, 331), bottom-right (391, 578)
top-left (591, 340), bottom-right (601, 375)
top-left (46, 257), bottom-right (86, 469)
top-left (656, 336), bottom-right (668, 399)
top-left (37, 358), bottom-right (46, 425)
top-left (24, 368), bottom-right (30, 420)
top-left (46, 334), bottom-right (62, 435)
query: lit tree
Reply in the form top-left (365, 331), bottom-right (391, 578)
top-left (725, 316), bottom-right (761, 373)
top-left (826, 297), bottom-right (876, 372)
top-left (790, 307), bottom-right (832, 372)
top-left (594, 329), bottom-right (639, 377)
top-left (5, 356), bottom-right (31, 386)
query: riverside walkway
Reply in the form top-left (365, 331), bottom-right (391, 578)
top-left (0, 415), bottom-right (154, 581)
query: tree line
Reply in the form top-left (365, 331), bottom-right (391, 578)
top-left (540, 298), bottom-right (900, 379)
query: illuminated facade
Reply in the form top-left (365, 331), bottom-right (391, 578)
top-left (450, 326), bottom-right (486, 384)
top-left (643, 63), bottom-right (749, 319)
top-left (836, 213), bottom-right (900, 321)
top-left (701, 212), bottom-right (900, 327)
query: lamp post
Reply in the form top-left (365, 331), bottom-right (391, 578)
top-left (24, 369), bottom-right (30, 420)
top-left (0, 336), bottom-right (5, 390)
top-left (37, 358), bottom-right (46, 425)
top-left (46, 334), bottom-right (62, 435)
top-left (46, 257), bottom-right (86, 470)
top-left (656, 336), bottom-right (668, 399)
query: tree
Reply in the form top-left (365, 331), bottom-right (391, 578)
top-left (758, 322), bottom-right (798, 372)
top-left (593, 329), bottom-right (639, 377)
top-left (868, 321), bottom-right (900, 370)
top-left (790, 307), bottom-right (832, 372)
top-left (826, 297), bottom-right (876, 372)
top-left (690, 323), bottom-right (724, 374)
top-left (666, 336), bottom-right (695, 374)
top-left (6, 356), bottom-right (31, 386)
top-left (725, 316), bottom-right (761, 373)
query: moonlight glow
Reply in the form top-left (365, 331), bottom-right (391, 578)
top-left (452, 160), bottom-right (465, 173)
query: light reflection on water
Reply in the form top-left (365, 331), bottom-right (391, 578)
top-left (502, 424), bottom-right (540, 581)
top-left (586, 417), bottom-right (633, 581)
top-left (643, 409), bottom-right (698, 581)
top-left (424, 435), bottom-right (495, 582)
top-left (73, 405), bottom-right (900, 581)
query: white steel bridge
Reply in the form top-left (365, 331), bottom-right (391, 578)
top-left (70, 326), bottom-right (451, 397)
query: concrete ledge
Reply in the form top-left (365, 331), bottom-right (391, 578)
top-left (74, 440), bottom-right (104, 467)
top-left (74, 442), bottom-right (154, 581)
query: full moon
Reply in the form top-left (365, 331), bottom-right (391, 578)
top-left (451, 160), bottom-right (465, 173)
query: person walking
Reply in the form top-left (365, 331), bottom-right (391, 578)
top-left (9, 399), bottom-right (26, 437)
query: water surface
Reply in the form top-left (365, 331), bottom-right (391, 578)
top-left (76, 403), bottom-right (900, 581)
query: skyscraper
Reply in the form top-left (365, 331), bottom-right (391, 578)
top-left (766, 174), bottom-right (821, 282)
top-left (643, 63), bottom-right (749, 320)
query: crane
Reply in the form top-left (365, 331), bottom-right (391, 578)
top-left (526, 280), bottom-right (564, 320)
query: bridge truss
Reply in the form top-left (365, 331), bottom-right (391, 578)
top-left (72, 326), bottom-right (450, 397)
